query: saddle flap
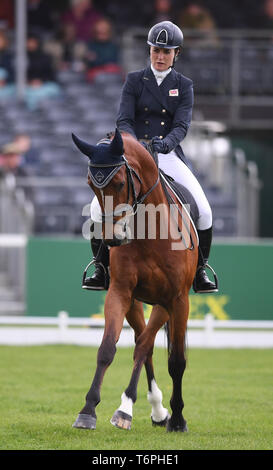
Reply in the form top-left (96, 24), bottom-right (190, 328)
top-left (159, 170), bottom-right (199, 226)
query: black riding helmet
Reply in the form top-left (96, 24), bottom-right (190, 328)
top-left (147, 21), bottom-right (183, 66)
top-left (147, 21), bottom-right (183, 49)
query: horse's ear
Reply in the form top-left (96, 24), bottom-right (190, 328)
top-left (110, 128), bottom-right (124, 156)
top-left (72, 133), bottom-right (96, 158)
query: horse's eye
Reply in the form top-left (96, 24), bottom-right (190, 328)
top-left (117, 181), bottom-right (125, 192)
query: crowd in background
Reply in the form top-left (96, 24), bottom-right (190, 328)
top-left (0, 0), bottom-right (272, 98)
top-left (0, 0), bottom-right (273, 178)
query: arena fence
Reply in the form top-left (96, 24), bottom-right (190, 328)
top-left (0, 312), bottom-right (272, 348)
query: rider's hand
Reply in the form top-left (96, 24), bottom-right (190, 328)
top-left (152, 136), bottom-right (169, 154)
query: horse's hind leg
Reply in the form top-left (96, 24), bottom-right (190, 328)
top-left (73, 287), bottom-right (131, 430)
top-left (166, 294), bottom-right (189, 432)
top-left (111, 304), bottom-right (169, 430)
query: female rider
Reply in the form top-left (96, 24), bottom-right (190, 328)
top-left (83, 21), bottom-right (218, 293)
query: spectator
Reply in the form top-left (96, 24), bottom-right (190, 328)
top-left (178, 1), bottom-right (217, 30)
top-left (12, 134), bottom-right (41, 169)
top-left (27, 0), bottom-right (54, 38)
top-left (0, 29), bottom-right (14, 83)
top-left (85, 18), bottom-right (123, 82)
top-left (147, 0), bottom-right (176, 26)
top-left (27, 33), bottom-right (56, 83)
top-left (258, 0), bottom-right (273, 28)
top-left (0, 143), bottom-right (29, 177)
top-left (0, 0), bottom-right (14, 30)
top-left (0, 68), bottom-right (15, 102)
top-left (62, 0), bottom-right (102, 42)
top-left (51, 22), bottom-right (87, 71)
top-left (25, 33), bottom-right (61, 109)
top-left (177, 1), bottom-right (219, 45)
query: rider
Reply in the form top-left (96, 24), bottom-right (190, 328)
top-left (83, 20), bottom-right (218, 293)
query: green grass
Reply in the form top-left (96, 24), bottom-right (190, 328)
top-left (0, 345), bottom-right (272, 450)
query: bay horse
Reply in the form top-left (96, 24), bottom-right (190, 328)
top-left (72, 128), bottom-right (198, 432)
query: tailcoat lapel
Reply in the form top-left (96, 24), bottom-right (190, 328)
top-left (142, 67), bottom-right (163, 106)
top-left (142, 67), bottom-right (178, 114)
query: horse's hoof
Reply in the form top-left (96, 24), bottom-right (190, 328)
top-left (151, 412), bottom-right (170, 427)
top-left (166, 419), bottom-right (188, 433)
top-left (72, 413), bottom-right (96, 430)
top-left (110, 410), bottom-right (132, 430)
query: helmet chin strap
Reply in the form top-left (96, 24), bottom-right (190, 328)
top-left (172, 47), bottom-right (181, 68)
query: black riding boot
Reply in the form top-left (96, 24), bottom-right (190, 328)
top-left (82, 234), bottom-right (109, 291)
top-left (193, 227), bottom-right (218, 293)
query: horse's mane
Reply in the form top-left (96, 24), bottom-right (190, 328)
top-left (106, 130), bottom-right (158, 169)
top-left (106, 130), bottom-right (134, 139)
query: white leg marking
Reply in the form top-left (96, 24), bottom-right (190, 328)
top-left (147, 379), bottom-right (169, 423)
top-left (118, 392), bottom-right (133, 417)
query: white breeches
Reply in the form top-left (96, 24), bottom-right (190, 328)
top-left (158, 151), bottom-right (212, 230)
top-left (90, 150), bottom-right (212, 230)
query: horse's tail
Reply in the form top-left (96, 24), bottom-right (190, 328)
top-left (164, 320), bottom-right (188, 359)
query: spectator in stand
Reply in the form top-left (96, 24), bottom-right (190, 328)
top-left (25, 33), bottom-right (61, 109)
top-left (62, 0), bottom-right (103, 43)
top-left (0, 0), bottom-right (14, 30)
top-left (178, 1), bottom-right (217, 31)
top-left (85, 18), bottom-right (123, 82)
top-left (0, 29), bottom-right (14, 83)
top-left (0, 143), bottom-right (30, 177)
top-left (12, 134), bottom-right (41, 170)
top-left (147, 0), bottom-right (176, 26)
top-left (0, 68), bottom-right (15, 102)
top-left (52, 22), bottom-right (87, 72)
top-left (177, 1), bottom-right (219, 45)
top-left (258, 0), bottom-right (273, 28)
top-left (0, 141), bottom-right (35, 200)
top-left (27, 0), bottom-right (55, 38)
top-left (27, 33), bottom-right (56, 83)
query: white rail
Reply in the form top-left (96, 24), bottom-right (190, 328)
top-left (0, 234), bottom-right (27, 247)
top-left (0, 312), bottom-right (273, 348)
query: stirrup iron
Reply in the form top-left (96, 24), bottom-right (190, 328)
top-left (82, 259), bottom-right (107, 285)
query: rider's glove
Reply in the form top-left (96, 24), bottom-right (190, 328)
top-left (152, 136), bottom-right (169, 154)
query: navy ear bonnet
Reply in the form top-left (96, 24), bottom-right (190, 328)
top-left (72, 129), bottom-right (125, 188)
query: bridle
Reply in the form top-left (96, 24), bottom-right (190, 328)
top-left (88, 155), bottom-right (160, 223)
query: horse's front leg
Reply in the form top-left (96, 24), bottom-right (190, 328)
top-left (73, 286), bottom-right (132, 430)
top-left (111, 304), bottom-right (168, 430)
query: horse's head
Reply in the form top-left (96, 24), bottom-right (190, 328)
top-left (72, 128), bottom-right (142, 246)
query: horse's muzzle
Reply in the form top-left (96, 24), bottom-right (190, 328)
top-left (104, 235), bottom-right (131, 247)
top-left (104, 236), bottom-right (123, 247)
top-left (103, 219), bottom-right (132, 247)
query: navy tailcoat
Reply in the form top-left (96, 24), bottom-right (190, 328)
top-left (116, 66), bottom-right (193, 163)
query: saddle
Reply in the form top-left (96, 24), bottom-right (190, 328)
top-left (160, 170), bottom-right (199, 228)
top-left (145, 143), bottom-right (199, 236)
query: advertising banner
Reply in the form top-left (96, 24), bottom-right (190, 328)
top-left (27, 238), bottom-right (273, 320)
